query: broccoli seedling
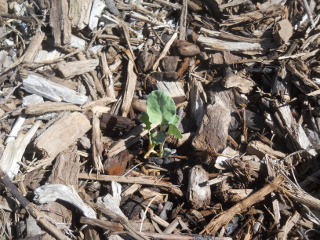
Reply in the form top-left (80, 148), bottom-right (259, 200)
top-left (140, 90), bottom-right (182, 158)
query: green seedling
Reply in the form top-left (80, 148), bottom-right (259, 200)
top-left (140, 90), bottom-right (182, 158)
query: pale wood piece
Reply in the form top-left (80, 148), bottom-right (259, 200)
top-left (70, 35), bottom-right (86, 49)
top-left (153, 0), bottom-right (182, 9)
top-left (277, 212), bottom-right (300, 240)
top-left (187, 165), bottom-right (211, 209)
top-left (105, 0), bottom-right (120, 15)
top-left (163, 218), bottom-right (180, 234)
top-left (280, 180), bottom-right (320, 212)
top-left (139, 188), bottom-right (165, 204)
top-left (57, 59), bottom-right (99, 78)
top-left (22, 74), bottom-right (88, 105)
top-left (246, 141), bottom-right (286, 159)
top-left (222, 69), bottom-right (255, 94)
top-left (219, 0), bottom-right (251, 10)
top-left (275, 101), bottom-right (317, 156)
top-left (201, 176), bottom-right (283, 235)
top-left (132, 99), bottom-right (147, 112)
top-left (121, 22), bottom-right (136, 59)
top-left (33, 49), bottom-right (61, 64)
top-left (23, 31), bottom-right (45, 63)
top-left (221, 5), bottom-right (285, 26)
top-left (0, 0), bottom-right (8, 14)
top-left (34, 112), bottom-right (91, 163)
top-left (97, 34), bottom-right (144, 45)
top-left (98, 181), bottom-right (128, 220)
top-left (197, 35), bottom-right (274, 54)
top-left (130, 12), bottom-right (169, 26)
top-left (121, 184), bottom-right (141, 197)
top-left (23, 94), bottom-right (44, 106)
top-left (100, 52), bottom-right (116, 99)
top-left (153, 81), bottom-right (186, 104)
top-left (82, 97), bottom-right (116, 109)
top-left (0, 121), bottom-right (41, 179)
top-left (69, 0), bottom-right (92, 30)
top-left (77, 52), bottom-right (105, 96)
top-left (214, 147), bottom-right (239, 170)
top-left (25, 101), bottom-right (81, 115)
top-left (273, 19), bottom-right (293, 46)
top-left (121, 60), bottom-right (137, 117)
top-left (88, 0), bottom-right (106, 31)
top-left (26, 216), bottom-right (43, 237)
top-left (78, 173), bottom-right (183, 196)
top-left (50, 0), bottom-right (71, 45)
top-left (92, 113), bottom-right (104, 171)
top-left (200, 28), bottom-right (262, 43)
top-left (144, 232), bottom-right (232, 240)
top-left (34, 184), bottom-right (96, 218)
top-left (5, 112), bottom-right (26, 145)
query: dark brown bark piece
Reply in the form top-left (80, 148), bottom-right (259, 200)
top-left (192, 98), bottom-right (231, 152)
top-left (136, 48), bottom-right (159, 73)
top-left (150, 72), bottom-right (180, 81)
top-left (100, 113), bottom-right (136, 137)
top-left (175, 40), bottom-right (201, 56)
top-left (161, 56), bottom-right (180, 72)
top-left (104, 150), bottom-right (133, 175)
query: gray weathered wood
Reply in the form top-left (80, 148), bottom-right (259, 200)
top-left (188, 165), bottom-right (211, 209)
top-left (22, 74), bottom-right (88, 105)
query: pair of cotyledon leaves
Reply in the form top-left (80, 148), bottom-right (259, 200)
top-left (140, 90), bottom-right (183, 144)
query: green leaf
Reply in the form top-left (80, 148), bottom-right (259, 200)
top-left (151, 131), bottom-right (166, 144)
top-left (140, 112), bottom-right (151, 130)
top-left (147, 90), bottom-right (176, 125)
top-left (169, 114), bottom-right (180, 125)
top-left (167, 124), bottom-right (183, 139)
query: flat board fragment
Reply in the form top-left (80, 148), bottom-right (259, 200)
top-left (57, 59), bottom-right (99, 78)
top-left (34, 112), bottom-right (91, 162)
top-left (22, 74), bottom-right (88, 105)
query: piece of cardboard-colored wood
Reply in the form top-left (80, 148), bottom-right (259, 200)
top-left (34, 112), bottom-right (91, 163)
top-left (57, 59), bottom-right (99, 78)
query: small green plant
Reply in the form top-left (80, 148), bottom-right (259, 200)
top-left (140, 90), bottom-right (182, 158)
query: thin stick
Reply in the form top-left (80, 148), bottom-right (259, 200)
top-left (78, 173), bottom-right (183, 196)
top-left (152, 32), bottom-right (177, 71)
top-left (0, 169), bottom-right (70, 240)
top-left (201, 175), bottom-right (283, 235)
